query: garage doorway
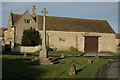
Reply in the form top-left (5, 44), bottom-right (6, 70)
top-left (84, 36), bottom-right (99, 53)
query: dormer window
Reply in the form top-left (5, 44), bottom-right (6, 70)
top-left (24, 19), bottom-right (31, 23)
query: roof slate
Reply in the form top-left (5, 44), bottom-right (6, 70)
top-left (12, 13), bottom-right (115, 33)
top-left (12, 13), bottom-right (22, 24)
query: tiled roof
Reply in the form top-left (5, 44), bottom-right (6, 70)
top-left (38, 15), bottom-right (115, 33)
top-left (12, 13), bottom-right (115, 33)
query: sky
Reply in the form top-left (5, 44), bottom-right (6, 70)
top-left (1, 2), bottom-right (119, 33)
top-left (1, 0), bottom-right (120, 2)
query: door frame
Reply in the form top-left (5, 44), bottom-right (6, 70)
top-left (84, 36), bottom-right (100, 53)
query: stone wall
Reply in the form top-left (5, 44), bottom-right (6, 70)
top-left (14, 45), bottom-right (41, 53)
top-left (98, 33), bottom-right (116, 52)
top-left (15, 11), bottom-right (38, 44)
top-left (4, 28), bottom-right (116, 53)
top-left (39, 31), bottom-right (82, 51)
top-left (39, 30), bottom-right (116, 53)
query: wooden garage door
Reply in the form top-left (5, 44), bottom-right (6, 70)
top-left (84, 36), bottom-right (98, 53)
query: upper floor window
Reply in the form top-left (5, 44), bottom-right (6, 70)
top-left (24, 19), bottom-right (31, 23)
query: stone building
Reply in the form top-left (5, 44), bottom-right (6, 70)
top-left (0, 28), bottom-right (7, 52)
top-left (116, 33), bottom-right (120, 45)
top-left (4, 5), bottom-right (117, 53)
top-left (116, 33), bottom-right (120, 53)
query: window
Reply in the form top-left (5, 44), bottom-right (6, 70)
top-left (24, 19), bottom-right (31, 23)
top-left (59, 38), bottom-right (65, 41)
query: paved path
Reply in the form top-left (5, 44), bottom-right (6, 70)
top-left (97, 56), bottom-right (120, 79)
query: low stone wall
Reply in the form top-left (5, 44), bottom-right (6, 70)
top-left (14, 46), bottom-right (42, 53)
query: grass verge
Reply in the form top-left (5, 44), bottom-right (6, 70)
top-left (48, 51), bottom-right (84, 56)
top-left (2, 55), bottom-right (109, 79)
top-left (35, 50), bottom-right (84, 56)
top-left (100, 51), bottom-right (120, 56)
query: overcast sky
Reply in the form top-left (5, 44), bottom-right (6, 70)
top-left (1, 2), bottom-right (119, 33)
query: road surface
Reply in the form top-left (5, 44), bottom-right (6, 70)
top-left (97, 56), bottom-right (120, 79)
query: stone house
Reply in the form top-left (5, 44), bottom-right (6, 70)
top-left (0, 28), bottom-right (7, 52)
top-left (4, 5), bottom-right (117, 53)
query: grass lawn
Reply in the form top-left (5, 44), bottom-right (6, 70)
top-left (48, 51), bottom-right (84, 55)
top-left (100, 51), bottom-right (120, 56)
top-left (35, 50), bottom-right (85, 55)
top-left (2, 55), bottom-right (109, 79)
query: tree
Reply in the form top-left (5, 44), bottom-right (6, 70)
top-left (21, 27), bottom-right (42, 46)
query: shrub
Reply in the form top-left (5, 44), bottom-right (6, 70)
top-left (21, 27), bottom-right (42, 46)
top-left (70, 46), bottom-right (78, 51)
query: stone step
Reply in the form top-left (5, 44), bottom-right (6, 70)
top-left (47, 58), bottom-right (53, 60)
top-left (52, 61), bottom-right (61, 64)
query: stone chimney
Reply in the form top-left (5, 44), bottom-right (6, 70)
top-left (32, 5), bottom-right (36, 18)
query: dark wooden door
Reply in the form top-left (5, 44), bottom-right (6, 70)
top-left (84, 36), bottom-right (98, 53)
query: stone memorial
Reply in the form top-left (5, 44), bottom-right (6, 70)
top-left (87, 58), bottom-right (93, 63)
top-left (24, 53), bottom-right (28, 57)
top-left (39, 8), bottom-right (53, 65)
top-left (61, 53), bottom-right (65, 58)
top-left (69, 65), bottom-right (77, 75)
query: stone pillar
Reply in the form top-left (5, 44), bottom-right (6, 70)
top-left (38, 8), bottom-right (53, 65)
top-left (39, 8), bottom-right (48, 59)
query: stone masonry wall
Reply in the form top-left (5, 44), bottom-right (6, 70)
top-left (39, 31), bottom-right (116, 53)
top-left (15, 11), bottom-right (38, 44)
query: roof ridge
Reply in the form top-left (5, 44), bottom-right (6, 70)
top-left (37, 15), bottom-right (107, 21)
top-left (11, 13), bottom-right (106, 21)
top-left (12, 13), bottom-right (22, 16)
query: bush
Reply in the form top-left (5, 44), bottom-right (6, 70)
top-left (70, 46), bottom-right (78, 51)
top-left (21, 27), bottom-right (42, 46)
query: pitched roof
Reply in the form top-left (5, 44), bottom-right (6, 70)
top-left (11, 13), bottom-right (22, 24)
top-left (37, 15), bottom-right (115, 33)
top-left (11, 13), bottom-right (115, 33)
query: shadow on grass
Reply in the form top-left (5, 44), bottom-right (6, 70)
top-left (2, 57), bottom-right (47, 80)
top-left (53, 57), bottom-right (64, 61)
top-left (76, 66), bottom-right (86, 75)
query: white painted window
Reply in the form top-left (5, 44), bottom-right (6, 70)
top-left (24, 19), bottom-right (31, 23)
